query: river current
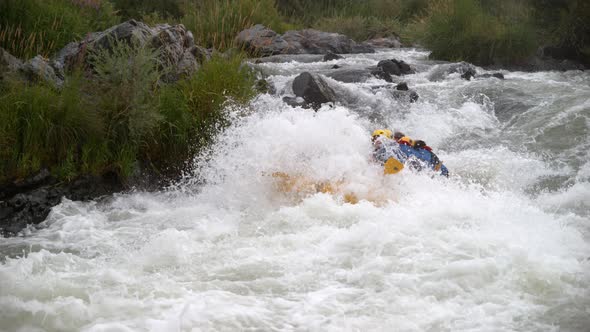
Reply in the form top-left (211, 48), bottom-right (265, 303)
top-left (1, 49), bottom-right (589, 332)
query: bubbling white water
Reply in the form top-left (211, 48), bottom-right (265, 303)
top-left (1, 50), bottom-right (589, 332)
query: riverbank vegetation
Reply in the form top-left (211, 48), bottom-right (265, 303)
top-left (1, 0), bottom-right (588, 185)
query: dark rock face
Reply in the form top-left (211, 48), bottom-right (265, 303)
top-left (377, 59), bottom-right (414, 76)
top-left (323, 51), bottom-right (343, 62)
top-left (0, 172), bottom-right (124, 236)
top-left (480, 72), bottom-right (505, 79)
top-left (292, 72), bottom-right (337, 109)
top-left (236, 25), bottom-right (375, 56)
top-left (370, 67), bottom-right (393, 82)
top-left (396, 82), bottom-right (409, 91)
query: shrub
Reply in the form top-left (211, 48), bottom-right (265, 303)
top-left (0, 0), bottom-right (118, 59)
top-left (0, 75), bottom-right (100, 181)
top-left (86, 37), bottom-right (164, 176)
top-left (412, 0), bottom-right (536, 65)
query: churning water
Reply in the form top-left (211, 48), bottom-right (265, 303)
top-left (1, 49), bottom-right (589, 332)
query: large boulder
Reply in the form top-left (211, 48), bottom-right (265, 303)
top-left (236, 25), bottom-right (375, 56)
top-left (377, 58), bottom-right (414, 76)
top-left (50, 20), bottom-right (200, 81)
top-left (292, 72), bottom-right (337, 109)
top-left (235, 25), bottom-right (290, 56)
top-left (20, 55), bottom-right (64, 88)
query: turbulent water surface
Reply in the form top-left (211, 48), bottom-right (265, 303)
top-left (1, 49), bottom-right (589, 332)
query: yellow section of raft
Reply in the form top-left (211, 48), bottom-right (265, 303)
top-left (271, 157), bottom-right (403, 204)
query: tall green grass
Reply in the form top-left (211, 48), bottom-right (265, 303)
top-left (409, 0), bottom-right (536, 65)
top-left (0, 0), bottom-right (118, 59)
top-left (181, 0), bottom-right (288, 51)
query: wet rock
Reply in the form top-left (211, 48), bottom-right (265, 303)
top-left (428, 61), bottom-right (478, 81)
top-left (236, 25), bottom-right (375, 56)
top-left (20, 55), bottom-right (64, 88)
top-left (479, 72), bottom-right (505, 79)
top-left (323, 51), bottom-right (343, 61)
top-left (370, 67), bottom-right (393, 82)
top-left (255, 78), bottom-right (276, 94)
top-left (391, 89), bottom-right (419, 103)
top-left (377, 58), bottom-right (414, 76)
top-left (282, 96), bottom-right (307, 108)
top-left (365, 37), bottom-right (402, 48)
top-left (331, 64), bottom-right (341, 69)
top-left (396, 82), bottom-right (409, 91)
top-left (292, 72), bottom-right (337, 109)
top-left (327, 68), bottom-right (373, 83)
top-left (378, 59), bottom-right (401, 76)
top-left (0, 173), bottom-right (124, 236)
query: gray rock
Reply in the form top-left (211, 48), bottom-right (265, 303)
top-left (323, 51), bottom-right (343, 61)
top-left (50, 20), bottom-right (203, 81)
top-left (391, 89), bottom-right (419, 103)
top-left (236, 25), bottom-right (375, 56)
top-left (396, 82), bottom-right (409, 91)
top-left (20, 55), bottom-right (64, 88)
top-left (370, 67), bottom-right (393, 82)
top-left (0, 173), bottom-right (123, 236)
top-left (479, 72), bottom-right (504, 79)
top-left (0, 47), bottom-right (23, 72)
top-left (235, 24), bottom-right (290, 56)
top-left (292, 72), bottom-right (337, 110)
top-left (429, 62), bottom-right (477, 81)
top-left (365, 37), bottom-right (402, 48)
top-left (327, 68), bottom-right (373, 83)
top-left (378, 60), bottom-right (401, 76)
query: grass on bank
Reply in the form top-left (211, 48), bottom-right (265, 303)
top-left (0, 38), bottom-right (257, 183)
top-left (0, 0), bottom-right (118, 59)
top-left (407, 0), bottom-right (537, 65)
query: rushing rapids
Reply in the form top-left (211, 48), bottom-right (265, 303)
top-left (1, 49), bottom-right (589, 331)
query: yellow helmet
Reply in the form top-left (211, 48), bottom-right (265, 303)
top-left (372, 129), bottom-right (392, 139)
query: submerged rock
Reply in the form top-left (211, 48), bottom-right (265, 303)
top-left (428, 62), bottom-right (478, 81)
top-left (236, 25), bottom-right (375, 56)
top-left (323, 51), bottom-right (343, 62)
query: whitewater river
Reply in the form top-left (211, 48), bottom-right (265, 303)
top-left (1, 49), bottom-right (589, 331)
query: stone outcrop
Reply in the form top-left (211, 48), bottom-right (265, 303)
top-left (365, 37), bottom-right (402, 49)
top-left (377, 59), bottom-right (414, 76)
top-left (52, 20), bottom-right (206, 81)
top-left (236, 25), bottom-right (375, 56)
top-left (0, 171), bottom-right (123, 236)
top-left (291, 72), bottom-right (337, 109)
